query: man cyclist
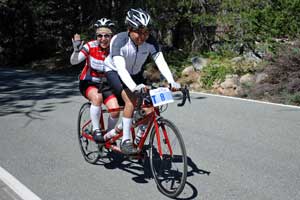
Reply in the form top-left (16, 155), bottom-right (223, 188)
top-left (70, 18), bottom-right (120, 143)
top-left (105, 8), bottom-right (180, 154)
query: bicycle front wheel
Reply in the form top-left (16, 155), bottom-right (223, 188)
top-left (149, 118), bottom-right (187, 198)
top-left (77, 102), bottom-right (100, 164)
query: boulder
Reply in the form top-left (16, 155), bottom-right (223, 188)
top-left (191, 56), bottom-right (208, 71)
top-left (240, 73), bottom-right (255, 87)
top-left (181, 66), bottom-right (194, 77)
top-left (223, 87), bottom-right (237, 96)
top-left (190, 82), bottom-right (201, 91)
top-left (255, 72), bottom-right (268, 84)
top-left (244, 52), bottom-right (262, 63)
top-left (220, 74), bottom-right (239, 89)
top-left (179, 70), bottom-right (200, 85)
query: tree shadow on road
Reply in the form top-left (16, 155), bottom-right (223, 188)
top-left (0, 67), bottom-right (81, 119)
top-left (94, 152), bottom-right (210, 199)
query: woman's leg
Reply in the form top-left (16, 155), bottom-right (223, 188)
top-left (86, 87), bottom-right (105, 143)
top-left (86, 87), bottom-right (103, 131)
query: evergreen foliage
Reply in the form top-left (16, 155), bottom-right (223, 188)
top-left (1, 0), bottom-right (300, 66)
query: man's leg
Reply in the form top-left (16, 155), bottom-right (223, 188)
top-left (120, 89), bottom-right (138, 154)
top-left (104, 96), bottom-right (120, 131)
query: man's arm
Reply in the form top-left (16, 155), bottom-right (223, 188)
top-left (153, 52), bottom-right (175, 83)
top-left (113, 56), bottom-right (137, 92)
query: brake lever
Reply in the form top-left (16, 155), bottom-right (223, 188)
top-left (177, 85), bottom-right (191, 107)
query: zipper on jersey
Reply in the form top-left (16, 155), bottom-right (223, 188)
top-left (132, 45), bottom-right (138, 74)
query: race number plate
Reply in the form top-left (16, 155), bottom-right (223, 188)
top-left (149, 87), bottom-right (174, 107)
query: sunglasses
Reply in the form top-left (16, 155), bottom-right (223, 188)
top-left (131, 28), bottom-right (149, 35)
top-left (97, 34), bottom-right (111, 38)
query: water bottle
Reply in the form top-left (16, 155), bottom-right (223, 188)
top-left (134, 125), bottom-right (146, 145)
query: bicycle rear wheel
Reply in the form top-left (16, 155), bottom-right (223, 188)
top-left (149, 118), bottom-right (187, 198)
top-left (77, 102), bottom-right (100, 164)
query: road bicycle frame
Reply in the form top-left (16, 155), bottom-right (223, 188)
top-left (80, 86), bottom-right (190, 157)
top-left (80, 103), bottom-right (171, 159)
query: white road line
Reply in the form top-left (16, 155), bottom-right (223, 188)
top-left (191, 91), bottom-right (300, 109)
top-left (0, 166), bottom-right (41, 200)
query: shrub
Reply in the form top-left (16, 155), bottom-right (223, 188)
top-left (288, 93), bottom-right (300, 106)
top-left (200, 62), bottom-right (233, 88)
top-left (249, 40), bottom-right (300, 104)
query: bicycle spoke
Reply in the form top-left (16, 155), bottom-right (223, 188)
top-left (149, 119), bottom-right (187, 198)
top-left (77, 103), bottom-right (100, 164)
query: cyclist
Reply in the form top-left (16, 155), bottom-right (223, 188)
top-left (105, 8), bottom-right (180, 154)
top-left (70, 18), bottom-right (120, 143)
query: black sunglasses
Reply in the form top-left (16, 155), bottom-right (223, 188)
top-left (131, 27), bottom-right (150, 35)
top-left (97, 34), bottom-right (111, 38)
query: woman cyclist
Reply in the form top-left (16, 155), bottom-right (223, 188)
top-left (70, 18), bottom-right (120, 143)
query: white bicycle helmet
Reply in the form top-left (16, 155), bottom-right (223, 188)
top-left (94, 18), bottom-right (115, 28)
top-left (125, 8), bottom-right (151, 29)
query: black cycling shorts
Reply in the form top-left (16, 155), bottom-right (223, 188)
top-left (106, 70), bottom-right (145, 97)
top-left (79, 79), bottom-right (115, 103)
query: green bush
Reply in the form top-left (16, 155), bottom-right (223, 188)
top-left (201, 62), bottom-right (233, 88)
top-left (288, 93), bottom-right (300, 106)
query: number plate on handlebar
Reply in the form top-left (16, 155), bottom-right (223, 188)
top-left (149, 87), bottom-right (174, 107)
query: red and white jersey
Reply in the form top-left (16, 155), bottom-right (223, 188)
top-left (79, 40), bottom-right (109, 82)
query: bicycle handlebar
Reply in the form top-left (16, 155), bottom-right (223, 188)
top-left (135, 85), bottom-right (191, 111)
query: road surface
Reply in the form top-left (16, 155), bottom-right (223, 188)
top-left (1, 68), bottom-right (300, 200)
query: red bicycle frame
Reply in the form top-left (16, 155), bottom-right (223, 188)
top-left (81, 100), bottom-right (175, 158)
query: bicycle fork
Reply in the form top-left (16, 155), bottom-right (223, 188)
top-left (153, 117), bottom-right (173, 159)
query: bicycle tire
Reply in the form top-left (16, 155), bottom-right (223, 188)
top-left (149, 118), bottom-right (187, 198)
top-left (77, 102), bottom-right (101, 164)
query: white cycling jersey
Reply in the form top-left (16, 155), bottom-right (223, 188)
top-left (105, 32), bottom-right (175, 91)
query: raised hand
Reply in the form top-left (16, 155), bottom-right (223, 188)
top-left (72, 33), bottom-right (84, 52)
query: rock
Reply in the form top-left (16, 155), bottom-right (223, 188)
top-left (255, 72), bottom-right (268, 84)
top-left (191, 57), bottom-right (208, 71)
top-left (190, 82), bottom-right (201, 91)
top-left (221, 74), bottom-right (239, 89)
top-left (181, 66), bottom-right (194, 77)
top-left (236, 86), bottom-right (247, 97)
top-left (244, 52), bottom-right (262, 63)
top-left (225, 74), bottom-right (239, 81)
top-left (179, 71), bottom-right (200, 85)
top-left (223, 87), bottom-right (237, 96)
top-left (231, 56), bottom-right (243, 63)
top-left (240, 73), bottom-right (255, 87)
top-left (214, 74), bottom-right (240, 96)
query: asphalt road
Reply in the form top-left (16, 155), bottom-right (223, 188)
top-left (1, 67), bottom-right (300, 200)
